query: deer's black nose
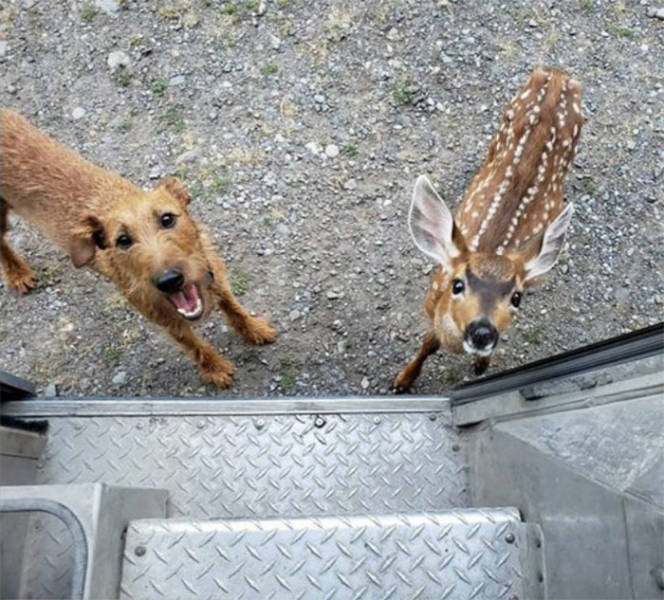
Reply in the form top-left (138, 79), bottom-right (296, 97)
top-left (466, 320), bottom-right (498, 351)
top-left (153, 269), bottom-right (184, 293)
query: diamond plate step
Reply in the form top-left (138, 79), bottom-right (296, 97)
top-left (121, 508), bottom-right (543, 600)
top-left (9, 404), bottom-right (469, 598)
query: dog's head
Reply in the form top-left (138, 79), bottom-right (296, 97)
top-left (70, 177), bottom-right (215, 322)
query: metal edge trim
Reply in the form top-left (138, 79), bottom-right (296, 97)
top-left (450, 322), bottom-right (664, 404)
top-left (0, 396), bottom-right (451, 418)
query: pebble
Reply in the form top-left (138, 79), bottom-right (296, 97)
top-left (314, 94), bottom-right (325, 103)
top-left (95, 0), bottom-right (120, 15)
top-left (44, 382), bottom-right (57, 398)
top-left (646, 7), bottom-right (664, 19)
top-left (0, 41), bottom-right (7, 57)
top-left (325, 144), bottom-right (340, 158)
top-left (72, 106), bottom-right (86, 120)
top-left (112, 371), bottom-right (127, 385)
top-left (289, 309), bottom-right (301, 321)
top-left (175, 148), bottom-right (200, 164)
top-left (305, 141), bottom-right (322, 155)
top-left (361, 377), bottom-right (370, 389)
top-left (149, 166), bottom-right (161, 179)
top-left (269, 35), bottom-right (281, 50)
top-left (169, 74), bottom-right (185, 87)
top-left (107, 50), bottom-right (130, 71)
top-left (326, 289), bottom-right (343, 299)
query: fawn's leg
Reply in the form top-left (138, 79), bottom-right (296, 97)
top-left (473, 355), bottom-right (491, 376)
top-left (393, 331), bottom-right (440, 392)
top-left (0, 199), bottom-right (35, 293)
top-left (203, 241), bottom-right (277, 345)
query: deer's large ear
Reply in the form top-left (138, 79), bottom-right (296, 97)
top-left (523, 203), bottom-right (573, 283)
top-left (69, 216), bottom-right (106, 268)
top-left (409, 175), bottom-right (464, 267)
top-left (157, 176), bottom-right (191, 207)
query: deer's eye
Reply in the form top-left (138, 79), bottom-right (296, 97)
top-left (452, 279), bottom-right (465, 295)
top-left (160, 213), bottom-right (177, 228)
top-left (511, 291), bottom-right (522, 308)
top-left (116, 233), bottom-right (132, 249)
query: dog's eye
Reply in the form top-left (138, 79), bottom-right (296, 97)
top-left (116, 234), bottom-right (132, 249)
top-left (452, 279), bottom-right (465, 295)
top-left (160, 213), bottom-right (177, 229)
top-left (511, 291), bottom-right (522, 308)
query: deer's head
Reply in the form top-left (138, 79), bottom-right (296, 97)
top-left (409, 175), bottom-right (573, 356)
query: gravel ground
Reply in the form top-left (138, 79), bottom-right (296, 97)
top-left (0, 0), bottom-right (662, 398)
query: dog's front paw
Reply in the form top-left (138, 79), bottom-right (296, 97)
top-left (200, 355), bottom-right (236, 389)
top-left (242, 317), bottom-right (277, 345)
top-left (5, 265), bottom-right (36, 294)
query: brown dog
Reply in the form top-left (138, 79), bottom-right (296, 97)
top-left (0, 108), bottom-right (276, 388)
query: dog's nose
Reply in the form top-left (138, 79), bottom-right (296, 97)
top-left (466, 320), bottom-right (498, 351)
top-left (153, 269), bottom-right (184, 293)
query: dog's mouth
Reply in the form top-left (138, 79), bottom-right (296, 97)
top-left (168, 283), bottom-right (204, 320)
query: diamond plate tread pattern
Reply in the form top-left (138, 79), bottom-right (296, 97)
top-left (27, 412), bottom-right (467, 599)
top-left (35, 413), bottom-right (467, 517)
top-left (120, 509), bottom-right (527, 600)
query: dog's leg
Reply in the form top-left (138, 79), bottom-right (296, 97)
top-left (137, 303), bottom-right (236, 387)
top-left (392, 331), bottom-right (440, 392)
top-left (168, 321), bottom-right (236, 388)
top-left (0, 199), bottom-right (35, 293)
top-left (202, 236), bottom-right (277, 345)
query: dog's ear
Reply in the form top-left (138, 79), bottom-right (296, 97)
top-left (157, 176), bottom-right (191, 207)
top-left (69, 216), bottom-right (106, 268)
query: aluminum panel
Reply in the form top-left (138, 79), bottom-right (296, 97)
top-left (25, 411), bottom-right (467, 598)
top-left (121, 509), bottom-right (532, 600)
top-left (34, 413), bottom-right (467, 517)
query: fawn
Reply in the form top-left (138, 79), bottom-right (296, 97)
top-left (394, 68), bottom-right (583, 391)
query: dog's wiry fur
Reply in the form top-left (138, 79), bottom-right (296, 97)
top-left (0, 108), bottom-right (276, 388)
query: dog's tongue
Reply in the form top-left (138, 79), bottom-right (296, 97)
top-left (171, 284), bottom-right (200, 313)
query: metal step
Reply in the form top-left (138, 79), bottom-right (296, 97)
top-left (0, 483), bottom-right (167, 600)
top-left (120, 508), bottom-right (543, 600)
top-left (2, 399), bottom-right (468, 599)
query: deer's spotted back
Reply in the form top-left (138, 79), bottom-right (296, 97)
top-left (457, 68), bottom-right (583, 254)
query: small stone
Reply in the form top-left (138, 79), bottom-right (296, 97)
top-left (149, 166), bottom-right (161, 179)
top-left (169, 74), bottom-right (185, 87)
top-left (0, 41), bottom-right (8, 57)
top-left (107, 50), bottom-right (130, 71)
top-left (275, 223), bottom-right (290, 236)
top-left (314, 94), bottom-right (325, 103)
top-left (528, 18), bottom-right (538, 27)
top-left (344, 179), bottom-right (357, 190)
top-left (361, 377), bottom-right (370, 389)
top-left (646, 7), bottom-right (664, 20)
top-left (175, 148), bottom-right (199, 164)
top-left (72, 107), bottom-right (86, 120)
top-left (112, 371), bottom-right (127, 385)
top-left (95, 0), bottom-right (120, 15)
top-left (44, 382), bottom-right (57, 398)
top-left (257, 0), bottom-right (267, 15)
top-left (288, 309), bottom-right (301, 322)
top-left (325, 144), bottom-right (340, 158)
top-left (305, 141), bottom-right (322, 155)
top-left (269, 35), bottom-right (281, 50)
top-left (326, 289), bottom-right (343, 300)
